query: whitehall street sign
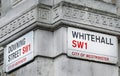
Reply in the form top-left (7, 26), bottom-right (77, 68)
top-left (4, 31), bottom-right (34, 72)
top-left (68, 27), bottom-right (118, 64)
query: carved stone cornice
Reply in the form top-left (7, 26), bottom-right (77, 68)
top-left (0, 47), bottom-right (3, 65)
top-left (52, 2), bottom-right (120, 30)
top-left (0, 2), bottom-right (120, 45)
top-left (0, 8), bottom-right (37, 44)
top-left (0, 4), bottom-right (52, 46)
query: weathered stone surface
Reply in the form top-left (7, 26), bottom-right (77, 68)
top-left (92, 62), bottom-right (118, 76)
top-left (34, 29), bottom-right (54, 57)
top-left (0, 47), bottom-right (3, 65)
top-left (0, 1), bottom-right (120, 46)
top-left (38, 5), bottom-right (52, 23)
top-left (0, 66), bottom-right (4, 76)
top-left (53, 0), bottom-right (117, 14)
top-left (5, 57), bottom-right (54, 76)
top-left (0, 6), bottom-right (52, 45)
top-left (11, 0), bottom-right (23, 6)
top-left (54, 55), bottom-right (119, 76)
top-left (0, 0), bottom-right (120, 76)
top-left (53, 27), bottom-right (67, 56)
top-left (39, 0), bottom-right (53, 5)
top-left (0, 8), bottom-right (37, 46)
top-left (36, 57), bottom-right (54, 76)
top-left (52, 2), bottom-right (120, 32)
top-left (34, 27), bottom-right (67, 57)
top-left (1, 0), bottom-right (38, 25)
top-left (116, 0), bottom-right (120, 15)
top-left (4, 55), bottom-right (119, 76)
top-left (6, 59), bottom-right (37, 76)
top-left (118, 43), bottom-right (120, 66)
top-left (102, 0), bottom-right (116, 4)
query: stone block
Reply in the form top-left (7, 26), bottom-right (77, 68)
top-left (1, 0), bottom-right (38, 26)
top-left (39, 0), bottom-right (53, 6)
top-left (52, 2), bottom-right (120, 35)
top-left (4, 56), bottom-right (54, 76)
top-left (6, 59), bottom-right (37, 76)
top-left (53, 0), bottom-right (117, 14)
top-left (0, 8), bottom-right (37, 45)
top-left (92, 62), bottom-right (118, 76)
top-left (0, 66), bottom-right (4, 76)
top-left (37, 5), bottom-right (52, 23)
top-left (34, 29), bottom-right (54, 57)
top-left (54, 55), bottom-right (92, 76)
top-left (34, 27), bottom-right (67, 57)
top-left (53, 27), bottom-right (67, 56)
top-left (36, 57), bottom-right (54, 76)
top-left (102, 0), bottom-right (116, 4)
top-left (54, 55), bottom-right (119, 76)
top-left (0, 0), bottom-right (119, 76)
top-left (118, 43), bottom-right (120, 66)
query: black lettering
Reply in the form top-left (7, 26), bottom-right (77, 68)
top-left (72, 31), bottom-right (85, 39)
top-left (8, 38), bottom-right (26, 54)
top-left (101, 37), bottom-right (105, 44)
top-left (79, 33), bottom-right (85, 39)
top-left (110, 38), bottom-right (113, 45)
top-left (72, 31), bottom-right (79, 38)
top-left (8, 49), bottom-right (21, 62)
top-left (95, 36), bottom-right (100, 43)
top-left (71, 30), bottom-right (114, 45)
top-left (86, 34), bottom-right (91, 41)
top-left (8, 47), bottom-right (12, 53)
top-left (106, 38), bottom-right (110, 45)
top-left (91, 35), bottom-right (95, 42)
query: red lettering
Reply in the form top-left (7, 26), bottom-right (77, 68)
top-left (86, 54), bottom-right (109, 61)
top-left (22, 44), bottom-right (30, 54)
top-left (77, 41), bottom-right (84, 48)
top-left (72, 40), bottom-right (77, 47)
top-left (72, 52), bottom-right (79, 56)
top-left (72, 52), bottom-right (85, 57)
top-left (85, 42), bottom-right (87, 49)
top-left (71, 51), bottom-right (109, 62)
top-left (72, 40), bottom-right (88, 49)
top-left (15, 57), bottom-right (26, 66)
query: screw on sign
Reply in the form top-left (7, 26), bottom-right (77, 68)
top-left (22, 44), bottom-right (31, 54)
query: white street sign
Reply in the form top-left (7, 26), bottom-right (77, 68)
top-left (68, 27), bottom-right (118, 64)
top-left (4, 31), bottom-right (34, 72)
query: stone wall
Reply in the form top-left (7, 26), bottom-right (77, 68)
top-left (0, 0), bottom-right (120, 76)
